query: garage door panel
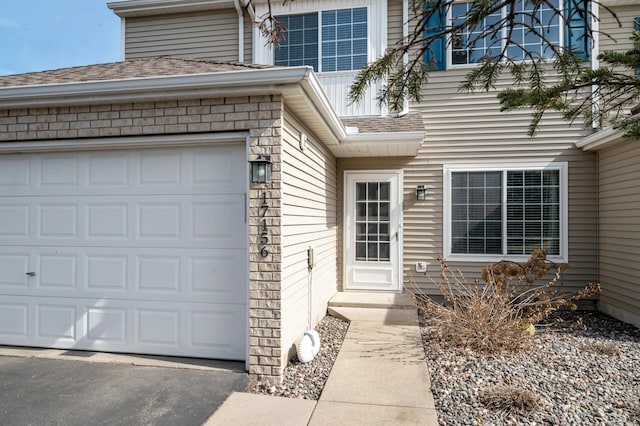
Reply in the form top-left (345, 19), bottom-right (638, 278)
top-left (188, 307), bottom-right (245, 358)
top-left (191, 146), bottom-right (245, 191)
top-left (0, 302), bottom-right (28, 337)
top-left (86, 307), bottom-right (127, 343)
top-left (0, 204), bottom-right (29, 238)
top-left (139, 151), bottom-right (181, 186)
top-left (39, 155), bottom-right (78, 188)
top-left (88, 153), bottom-right (129, 187)
top-left (37, 254), bottom-right (77, 289)
top-left (0, 247), bottom-right (246, 303)
top-left (86, 255), bottom-right (128, 291)
top-left (138, 202), bottom-right (181, 240)
top-left (38, 203), bottom-right (78, 238)
top-left (0, 157), bottom-right (30, 188)
top-left (1, 197), bottom-right (245, 249)
top-left (0, 254), bottom-right (29, 287)
top-left (137, 256), bottom-right (181, 292)
top-left (87, 204), bottom-right (128, 239)
top-left (37, 304), bottom-right (77, 341)
top-left (0, 297), bottom-right (245, 359)
top-left (1, 145), bottom-right (246, 197)
top-left (0, 144), bottom-right (247, 361)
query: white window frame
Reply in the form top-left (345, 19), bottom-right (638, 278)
top-left (273, 7), bottom-right (370, 73)
top-left (253, 0), bottom-right (385, 73)
top-left (443, 162), bottom-right (569, 263)
top-left (447, 0), bottom-right (566, 69)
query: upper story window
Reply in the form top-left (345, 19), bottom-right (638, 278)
top-left (425, 0), bottom-right (588, 70)
top-left (444, 163), bottom-right (568, 261)
top-left (274, 7), bottom-right (368, 73)
top-left (451, 0), bottom-right (561, 66)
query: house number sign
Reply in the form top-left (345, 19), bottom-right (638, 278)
top-left (260, 192), bottom-right (269, 258)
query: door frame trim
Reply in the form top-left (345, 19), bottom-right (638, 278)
top-left (343, 169), bottom-right (403, 292)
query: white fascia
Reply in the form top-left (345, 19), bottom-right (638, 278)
top-left (0, 67), bottom-right (305, 107)
top-left (107, 0), bottom-right (234, 17)
top-left (298, 71), bottom-right (348, 143)
top-left (575, 126), bottom-right (624, 151)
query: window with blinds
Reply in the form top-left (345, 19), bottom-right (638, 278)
top-left (448, 165), bottom-right (564, 258)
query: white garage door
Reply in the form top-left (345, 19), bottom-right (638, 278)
top-left (0, 144), bottom-right (247, 360)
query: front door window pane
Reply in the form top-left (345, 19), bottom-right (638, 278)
top-left (354, 181), bottom-right (391, 261)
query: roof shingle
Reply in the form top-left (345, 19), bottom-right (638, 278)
top-left (342, 112), bottom-right (424, 134)
top-left (0, 57), bottom-right (271, 88)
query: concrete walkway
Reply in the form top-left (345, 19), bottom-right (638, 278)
top-left (206, 293), bottom-right (438, 425)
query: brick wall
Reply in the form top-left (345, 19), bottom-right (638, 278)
top-left (0, 95), bottom-right (286, 382)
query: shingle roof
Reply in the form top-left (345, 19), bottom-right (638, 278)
top-left (342, 111), bottom-right (424, 134)
top-left (0, 57), bottom-right (271, 87)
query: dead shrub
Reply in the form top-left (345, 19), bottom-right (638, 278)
top-left (413, 250), bottom-right (600, 354)
top-left (479, 385), bottom-right (542, 415)
top-left (580, 341), bottom-right (621, 357)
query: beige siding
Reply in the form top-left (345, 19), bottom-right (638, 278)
top-left (387, 0), bottom-right (403, 50)
top-left (600, 5), bottom-right (638, 53)
top-left (124, 10), bottom-right (240, 61)
top-left (244, 14), bottom-right (253, 63)
top-left (281, 111), bottom-right (338, 365)
top-left (597, 139), bottom-right (640, 327)
top-left (411, 69), bottom-right (597, 294)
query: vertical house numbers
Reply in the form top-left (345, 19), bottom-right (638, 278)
top-left (260, 192), bottom-right (269, 257)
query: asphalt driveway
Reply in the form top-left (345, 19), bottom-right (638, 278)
top-left (0, 352), bottom-right (248, 426)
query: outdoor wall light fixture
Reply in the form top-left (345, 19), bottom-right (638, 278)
top-left (416, 185), bottom-right (427, 201)
top-left (249, 155), bottom-right (271, 184)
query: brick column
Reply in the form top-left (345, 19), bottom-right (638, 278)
top-left (246, 96), bottom-right (284, 383)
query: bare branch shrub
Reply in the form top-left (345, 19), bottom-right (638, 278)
top-left (413, 250), bottom-right (600, 354)
top-left (580, 341), bottom-right (620, 357)
top-left (479, 385), bottom-right (542, 416)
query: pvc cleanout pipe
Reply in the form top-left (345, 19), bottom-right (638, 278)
top-left (296, 330), bottom-right (320, 363)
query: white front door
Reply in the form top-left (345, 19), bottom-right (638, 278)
top-left (344, 171), bottom-right (402, 291)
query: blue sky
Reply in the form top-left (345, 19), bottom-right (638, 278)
top-left (0, 1), bottom-right (121, 76)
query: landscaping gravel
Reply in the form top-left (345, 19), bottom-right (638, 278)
top-left (248, 307), bottom-right (639, 426)
top-left (248, 315), bottom-right (349, 400)
top-left (421, 310), bottom-right (640, 425)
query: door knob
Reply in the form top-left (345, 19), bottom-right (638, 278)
top-left (25, 272), bottom-right (36, 276)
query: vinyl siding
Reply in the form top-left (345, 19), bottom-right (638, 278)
top-left (600, 5), bottom-right (638, 53)
top-left (387, 0), bottom-right (403, 52)
top-left (281, 111), bottom-right (338, 365)
top-left (244, 14), bottom-right (253, 63)
top-left (597, 139), bottom-right (640, 327)
top-left (410, 69), bottom-right (598, 294)
top-left (124, 10), bottom-right (240, 61)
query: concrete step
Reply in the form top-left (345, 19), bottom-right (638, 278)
top-left (328, 292), bottom-right (417, 324)
top-left (328, 291), bottom-right (415, 309)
